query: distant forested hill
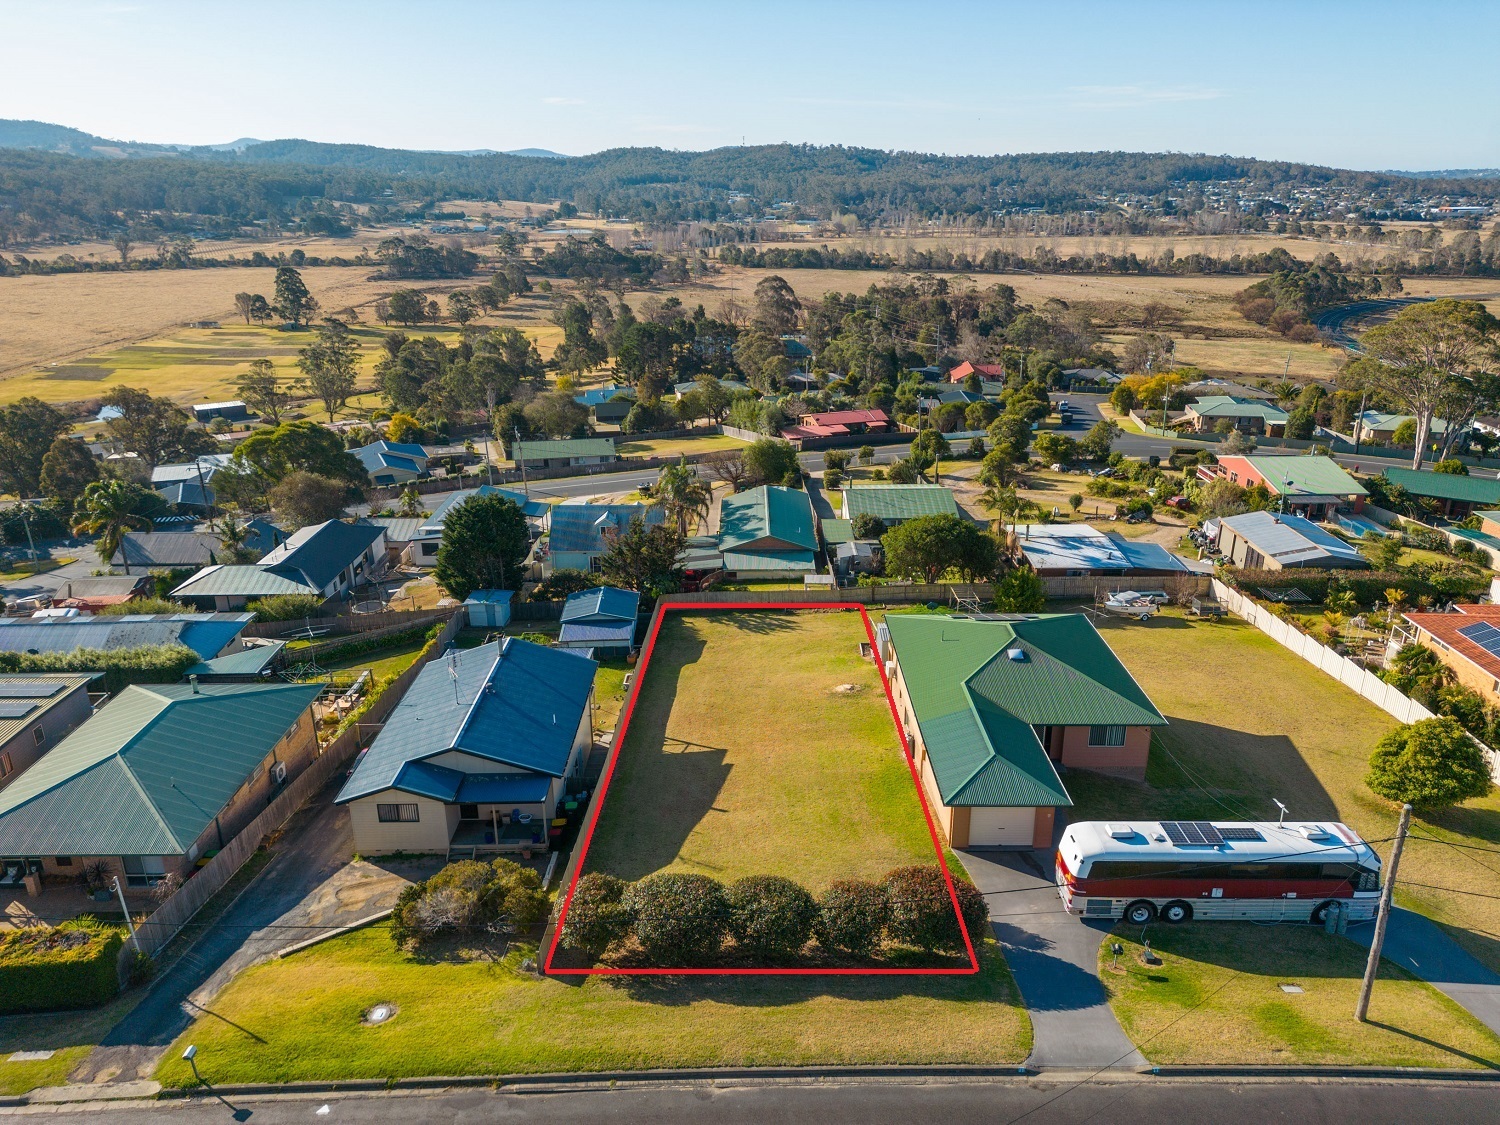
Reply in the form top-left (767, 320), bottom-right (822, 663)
top-left (3, 118), bottom-right (1499, 245)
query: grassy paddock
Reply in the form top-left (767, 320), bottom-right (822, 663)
top-left (582, 611), bottom-right (939, 890)
top-left (1102, 923), bottom-right (1500, 1068)
top-left (151, 924), bottom-right (1027, 1087)
top-left (1073, 609), bottom-right (1500, 975)
top-left (615, 433), bottom-right (748, 458)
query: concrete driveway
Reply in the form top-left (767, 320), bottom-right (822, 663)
top-left (1348, 907), bottom-right (1500, 1037)
top-left (957, 849), bottom-right (1146, 1070)
top-left (71, 778), bottom-right (438, 1086)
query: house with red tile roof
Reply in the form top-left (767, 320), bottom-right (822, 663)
top-left (1400, 603), bottom-right (1500, 706)
top-left (947, 361), bottom-right (1006, 383)
top-left (780, 407), bottom-right (892, 442)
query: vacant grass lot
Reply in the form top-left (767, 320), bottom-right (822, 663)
top-left (1102, 924), bottom-right (1500, 1068)
top-left (1073, 609), bottom-right (1500, 976)
top-left (150, 924), bottom-right (1028, 1087)
top-left (582, 611), bottom-right (939, 890)
top-left (615, 433), bottom-right (748, 458)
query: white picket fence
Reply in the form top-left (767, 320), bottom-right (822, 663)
top-left (1212, 578), bottom-right (1500, 781)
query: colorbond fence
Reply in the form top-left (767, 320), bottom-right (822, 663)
top-left (118, 610), bottom-right (468, 974)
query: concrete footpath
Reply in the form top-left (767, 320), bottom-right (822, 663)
top-left (956, 849), bottom-right (1146, 1070)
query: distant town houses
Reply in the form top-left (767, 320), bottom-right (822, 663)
top-left (172, 519), bottom-right (385, 609)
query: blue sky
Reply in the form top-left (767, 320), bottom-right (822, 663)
top-left (3, 0), bottom-right (1497, 170)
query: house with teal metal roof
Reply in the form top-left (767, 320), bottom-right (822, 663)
top-left (544, 503), bottom-right (664, 575)
top-left (880, 613), bottom-right (1165, 849)
top-left (1382, 466), bottom-right (1500, 519)
top-left (715, 485), bottom-right (818, 578)
top-left (335, 638), bottom-right (596, 856)
top-left (0, 680), bottom-right (321, 890)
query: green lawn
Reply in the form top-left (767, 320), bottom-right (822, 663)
top-left (615, 433), bottom-right (747, 458)
top-left (583, 611), bottom-right (939, 890)
top-left (592, 658), bottom-right (631, 733)
top-left (320, 640), bottom-right (427, 683)
top-left (1102, 923), bottom-right (1500, 1068)
top-left (150, 925), bottom-right (1028, 1088)
top-left (1076, 608), bottom-right (1500, 976)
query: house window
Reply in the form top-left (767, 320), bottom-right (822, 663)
top-left (122, 855), bottom-right (166, 887)
top-left (377, 803), bottom-right (420, 823)
top-left (32, 726), bottom-right (44, 746)
top-left (0, 752), bottom-right (11, 778)
top-left (459, 804), bottom-right (479, 821)
top-left (1089, 725), bottom-right (1127, 747)
top-left (55, 856), bottom-right (73, 867)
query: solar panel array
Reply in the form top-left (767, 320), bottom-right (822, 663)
top-left (0, 682), bottom-right (64, 699)
top-left (1216, 826), bottom-right (1265, 842)
top-left (1161, 820), bottom-right (1225, 846)
top-left (1458, 621), bottom-right (1500, 658)
top-left (0, 701), bottom-right (38, 719)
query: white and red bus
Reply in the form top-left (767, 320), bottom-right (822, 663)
top-left (1056, 819), bottom-right (1382, 925)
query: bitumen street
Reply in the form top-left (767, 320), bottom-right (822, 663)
top-left (9, 1076), bottom-right (1500, 1123)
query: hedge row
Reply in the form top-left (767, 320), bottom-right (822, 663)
top-left (561, 866), bottom-right (989, 966)
top-left (1221, 567), bottom-right (1488, 606)
top-left (0, 644), bottom-right (200, 694)
top-left (0, 920), bottom-right (123, 1014)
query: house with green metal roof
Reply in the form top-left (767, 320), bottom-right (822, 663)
top-left (1382, 467), bottom-right (1500, 519)
top-left (879, 613), bottom-right (1165, 849)
top-left (1184, 396), bottom-right (1289, 436)
top-left (715, 485), bottom-right (818, 578)
top-left (335, 637), bottom-right (596, 856)
top-left (507, 437), bottom-right (617, 470)
top-left (0, 680), bottom-right (320, 891)
top-left (840, 484), bottom-right (960, 525)
top-left (1215, 454), bottom-right (1366, 521)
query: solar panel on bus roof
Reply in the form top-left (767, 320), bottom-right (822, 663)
top-left (1161, 820), bottom-right (1224, 846)
top-left (0, 701), bottom-right (38, 719)
top-left (1216, 826), bottom-right (1264, 842)
top-left (1458, 621), bottom-right (1500, 658)
top-left (0, 682), bottom-right (64, 699)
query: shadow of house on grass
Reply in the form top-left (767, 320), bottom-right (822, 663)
top-left (708, 610), bottom-right (799, 635)
top-left (1065, 719), bottom-right (1340, 824)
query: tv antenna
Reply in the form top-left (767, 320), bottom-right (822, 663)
top-left (1273, 798), bottom-right (1288, 826)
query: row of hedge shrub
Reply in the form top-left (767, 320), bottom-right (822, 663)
top-left (0, 918), bottom-right (123, 1014)
top-left (0, 644), bottom-right (200, 694)
top-left (561, 866), bottom-right (989, 966)
top-left (1220, 566), bottom-right (1487, 606)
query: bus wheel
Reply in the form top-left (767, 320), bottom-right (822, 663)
top-left (1124, 900), bottom-right (1157, 925)
top-left (1311, 900), bottom-right (1338, 925)
top-left (1162, 901), bottom-right (1193, 924)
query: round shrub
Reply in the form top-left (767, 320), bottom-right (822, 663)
top-left (726, 875), bottom-right (818, 958)
top-left (815, 879), bottom-right (888, 956)
top-left (560, 872), bottom-right (634, 957)
top-left (1366, 716), bottom-right (1494, 811)
top-left (883, 865), bottom-right (982, 953)
top-left (482, 858), bottom-right (551, 928)
top-left (622, 873), bottom-right (729, 964)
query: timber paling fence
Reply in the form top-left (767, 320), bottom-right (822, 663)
top-left (1211, 578), bottom-right (1500, 783)
top-left (116, 610), bottom-right (468, 978)
top-left (241, 606), bottom-right (455, 640)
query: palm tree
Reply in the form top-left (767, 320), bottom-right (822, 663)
top-left (653, 459), bottom-right (712, 535)
top-left (73, 479), bottom-right (153, 569)
top-left (1268, 380), bottom-right (1299, 408)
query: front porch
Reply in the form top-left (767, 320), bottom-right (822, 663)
top-left (1, 878), bottom-right (154, 930)
top-left (446, 813), bottom-right (558, 859)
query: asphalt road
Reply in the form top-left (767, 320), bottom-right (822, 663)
top-left (19, 1078), bottom-right (1500, 1123)
top-left (1313, 291), bottom-right (1500, 352)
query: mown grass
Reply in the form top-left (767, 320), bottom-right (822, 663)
top-left (1072, 608), bottom-right (1500, 975)
top-left (1102, 923), bottom-right (1500, 1068)
top-left (615, 433), bottom-right (748, 458)
top-left (583, 611), bottom-right (939, 890)
top-left (151, 924), bottom-right (1028, 1087)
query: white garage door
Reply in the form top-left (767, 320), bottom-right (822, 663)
top-left (968, 806), bottom-right (1036, 847)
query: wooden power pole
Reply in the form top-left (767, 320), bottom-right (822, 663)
top-left (1356, 802), bottom-right (1412, 1023)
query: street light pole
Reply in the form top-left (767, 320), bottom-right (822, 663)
top-left (1356, 802), bottom-right (1412, 1023)
top-left (111, 876), bottom-right (140, 953)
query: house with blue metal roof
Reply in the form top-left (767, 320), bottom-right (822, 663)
top-left (880, 613), bottom-right (1165, 848)
top-left (0, 613), bottom-right (254, 661)
top-left (335, 638), bottom-right (597, 856)
top-left (557, 587), bottom-right (639, 656)
top-left (350, 440), bottom-right (429, 486)
top-left (544, 503), bottom-right (664, 575)
top-left (574, 384), bottom-right (636, 424)
top-left (0, 679), bottom-right (321, 890)
top-left (405, 486), bottom-right (549, 568)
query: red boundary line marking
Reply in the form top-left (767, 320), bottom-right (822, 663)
top-left (544, 602), bottom-right (980, 976)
